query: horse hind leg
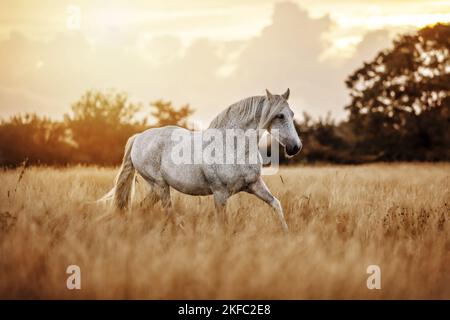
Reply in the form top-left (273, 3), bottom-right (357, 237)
top-left (153, 182), bottom-right (186, 233)
top-left (135, 170), bottom-right (183, 232)
top-left (213, 190), bottom-right (229, 226)
top-left (139, 176), bottom-right (171, 210)
top-left (139, 187), bottom-right (160, 210)
top-left (154, 183), bottom-right (172, 210)
top-left (135, 176), bottom-right (158, 210)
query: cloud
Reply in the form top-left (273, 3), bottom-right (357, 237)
top-left (347, 29), bottom-right (392, 68)
top-left (223, 2), bottom-right (338, 116)
top-left (146, 35), bottom-right (183, 64)
top-left (0, 1), bottom-right (393, 124)
top-left (0, 86), bottom-right (61, 117)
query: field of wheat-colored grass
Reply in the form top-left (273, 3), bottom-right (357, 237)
top-left (0, 163), bottom-right (448, 299)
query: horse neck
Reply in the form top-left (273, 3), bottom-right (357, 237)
top-left (212, 121), bottom-right (266, 147)
top-left (210, 97), bottom-right (266, 131)
top-left (222, 118), bottom-right (259, 130)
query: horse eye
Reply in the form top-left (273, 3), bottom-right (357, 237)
top-left (276, 114), bottom-right (284, 119)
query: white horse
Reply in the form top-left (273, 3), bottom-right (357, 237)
top-left (99, 89), bottom-right (301, 231)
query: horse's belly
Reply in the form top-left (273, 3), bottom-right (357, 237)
top-left (161, 162), bottom-right (212, 196)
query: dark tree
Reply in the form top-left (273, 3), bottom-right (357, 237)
top-left (150, 100), bottom-right (195, 128)
top-left (345, 23), bottom-right (450, 161)
top-left (0, 114), bottom-right (72, 166)
top-left (64, 90), bottom-right (145, 165)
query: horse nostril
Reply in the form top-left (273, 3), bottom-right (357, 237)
top-left (287, 143), bottom-right (301, 156)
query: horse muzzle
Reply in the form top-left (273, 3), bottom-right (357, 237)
top-left (286, 142), bottom-right (302, 156)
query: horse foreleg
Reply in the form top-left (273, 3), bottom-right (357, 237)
top-left (248, 177), bottom-right (288, 232)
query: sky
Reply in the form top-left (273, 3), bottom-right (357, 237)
top-left (0, 0), bottom-right (449, 125)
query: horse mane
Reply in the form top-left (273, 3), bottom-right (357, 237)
top-left (208, 95), bottom-right (286, 129)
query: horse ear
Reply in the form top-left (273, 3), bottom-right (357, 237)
top-left (265, 89), bottom-right (273, 100)
top-left (282, 88), bottom-right (290, 100)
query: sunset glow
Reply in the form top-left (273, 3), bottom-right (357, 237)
top-left (0, 0), bottom-right (449, 123)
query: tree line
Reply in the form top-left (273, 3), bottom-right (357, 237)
top-left (0, 91), bottom-right (194, 166)
top-left (0, 23), bottom-right (449, 166)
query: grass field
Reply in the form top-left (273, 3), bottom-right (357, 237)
top-left (0, 163), bottom-right (448, 299)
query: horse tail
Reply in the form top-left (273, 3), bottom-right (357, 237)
top-left (97, 134), bottom-right (138, 210)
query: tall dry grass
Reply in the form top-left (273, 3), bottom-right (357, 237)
top-left (0, 164), bottom-right (448, 299)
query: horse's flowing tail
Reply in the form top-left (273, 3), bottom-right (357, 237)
top-left (97, 134), bottom-right (137, 210)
